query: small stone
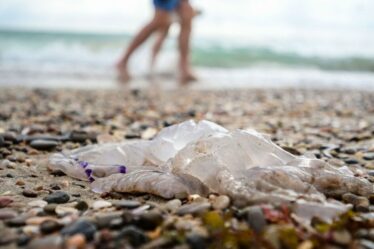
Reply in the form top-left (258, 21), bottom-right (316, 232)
top-left (44, 191), bottom-right (70, 204)
top-left (0, 135), bottom-right (4, 147)
top-left (332, 230), bottom-right (351, 245)
top-left (360, 239), bottom-right (374, 249)
top-left (95, 211), bottom-right (123, 229)
top-left (0, 197), bottom-right (13, 208)
top-left (16, 179), bottom-right (26, 186)
top-left (176, 203), bottom-right (211, 216)
top-left (344, 158), bottom-right (359, 165)
top-left (28, 235), bottom-right (63, 249)
top-left (17, 234), bottom-right (31, 247)
top-left (114, 200), bottom-right (141, 209)
top-left (92, 200), bottom-right (112, 210)
top-left (141, 128), bottom-right (158, 140)
top-left (364, 153), bottom-right (374, 161)
top-left (6, 216), bottom-right (27, 227)
top-left (30, 139), bottom-right (58, 150)
top-left (212, 195), bottom-right (230, 210)
top-left (44, 204), bottom-right (58, 214)
top-left (22, 189), bottom-right (38, 198)
top-left (75, 201), bottom-right (89, 211)
top-left (165, 199), bottom-right (182, 213)
top-left (0, 209), bottom-right (18, 220)
top-left (28, 200), bottom-right (48, 208)
top-left (23, 225), bottom-right (40, 236)
top-left (245, 206), bottom-right (267, 233)
top-left (55, 206), bottom-right (79, 216)
top-left (135, 210), bottom-right (163, 231)
top-left (186, 233), bottom-right (208, 249)
top-left (61, 220), bottom-right (97, 241)
top-left (342, 193), bottom-right (370, 212)
top-left (26, 217), bottom-right (57, 225)
top-left (118, 226), bottom-right (149, 247)
top-left (66, 234), bottom-right (86, 249)
top-left (40, 220), bottom-right (62, 234)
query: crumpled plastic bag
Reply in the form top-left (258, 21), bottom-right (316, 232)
top-left (49, 120), bottom-right (373, 221)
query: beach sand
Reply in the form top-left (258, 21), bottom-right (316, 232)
top-left (0, 87), bottom-right (373, 248)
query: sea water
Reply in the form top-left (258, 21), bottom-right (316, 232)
top-left (0, 0), bottom-right (373, 89)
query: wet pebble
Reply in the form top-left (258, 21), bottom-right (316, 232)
top-left (44, 191), bottom-right (70, 204)
top-left (177, 203), bottom-right (211, 216)
top-left (212, 195), bottom-right (230, 210)
top-left (245, 206), bottom-right (267, 233)
top-left (30, 139), bottom-right (58, 150)
top-left (61, 220), bottom-right (97, 241)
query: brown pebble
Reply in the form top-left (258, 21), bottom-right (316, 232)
top-left (66, 234), bottom-right (86, 249)
top-left (22, 189), bottom-right (38, 198)
top-left (16, 179), bottom-right (26, 186)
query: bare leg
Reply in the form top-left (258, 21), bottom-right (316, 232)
top-left (117, 10), bottom-right (171, 83)
top-left (151, 25), bottom-right (171, 72)
top-left (177, 0), bottom-right (197, 84)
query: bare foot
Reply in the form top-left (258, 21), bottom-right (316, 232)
top-left (116, 62), bottom-right (131, 84)
top-left (180, 72), bottom-right (198, 85)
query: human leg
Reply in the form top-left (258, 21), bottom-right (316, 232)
top-left (117, 9), bottom-right (171, 82)
top-left (177, 0), bottom-right (197, 84)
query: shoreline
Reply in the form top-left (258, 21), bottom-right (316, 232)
top-left (0, 87), bottom-right (373, 248)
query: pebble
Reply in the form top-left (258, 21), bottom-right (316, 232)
top-left (0, 135), bottom-right (4, 147)
top-left (40, 220), bottom-right (63, 234)
top-left (344, 158), bottom-right (359, 165)
top-left (28, 200), bottom-right (48, 208)
top-left (118, 226), bottom-right (149, 247)
top-left (66, 234), bottom-right (86, 249)
top-left (6, 216), bottom-right (27, 227)
top-left (186, 233), bottom-right (208, 249)
top-left (165, 199), bottom-right (182, 213)
top-left (22, 189), bottom-right (38, 198)
top-left (75, 200), bottom-right (89, 211)
top-left (92, 200), bottom-right (112, 210)
top-left (44, 204), bottom-right (58, 214)
top-left (95, 211), bottom-right (123, 228)
top-left (342, 193), bottom-right (370, 212)
top-left (212, 195), bottom-right (230, 210)
top-left (135, 210), bottom-right (163, 231)
top-left (30, 139), bottom-right (58, 150)
top-left (16, 179), bottom-right (26, 186)
top-left (114, 200), bottom-right (141, 209)
top-left (26, 216), bottom-right (57, 225)
top-left (61, 220), bottom-right (97, 241)
top-left (176, 203), bottom-right (211, 216)
top-left (245, 206), bottom-right (267, 233)
top-left (28, 235), bottom-right (64, 249)
top-left (55, 205), bottom-right (79, 216)
top-left (0, 197), bottom-right (13, 208)
top-left (17, 234), bottom-right (31, 247)
top-left (364, 153), bottom-right (374, 161)
top-left (360, 239), bottom-right (374, 249)
top-left (332, 230), bottom-right (351, 245)
top-left (44, 191), bottom-right (70, 204)
top-left (0, 209), bottom-right (18, 220)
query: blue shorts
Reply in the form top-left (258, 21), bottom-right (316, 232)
top-left (153, 0), bottom-right (180, 12)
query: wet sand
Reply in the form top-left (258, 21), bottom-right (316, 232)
top-left (0, 87), bottom-right (373, 248)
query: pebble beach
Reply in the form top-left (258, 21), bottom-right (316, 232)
top-left (0, 87), bottom-right (373, 249)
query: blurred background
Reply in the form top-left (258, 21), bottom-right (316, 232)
top-left (0, 0), bottom-right (374, 89)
